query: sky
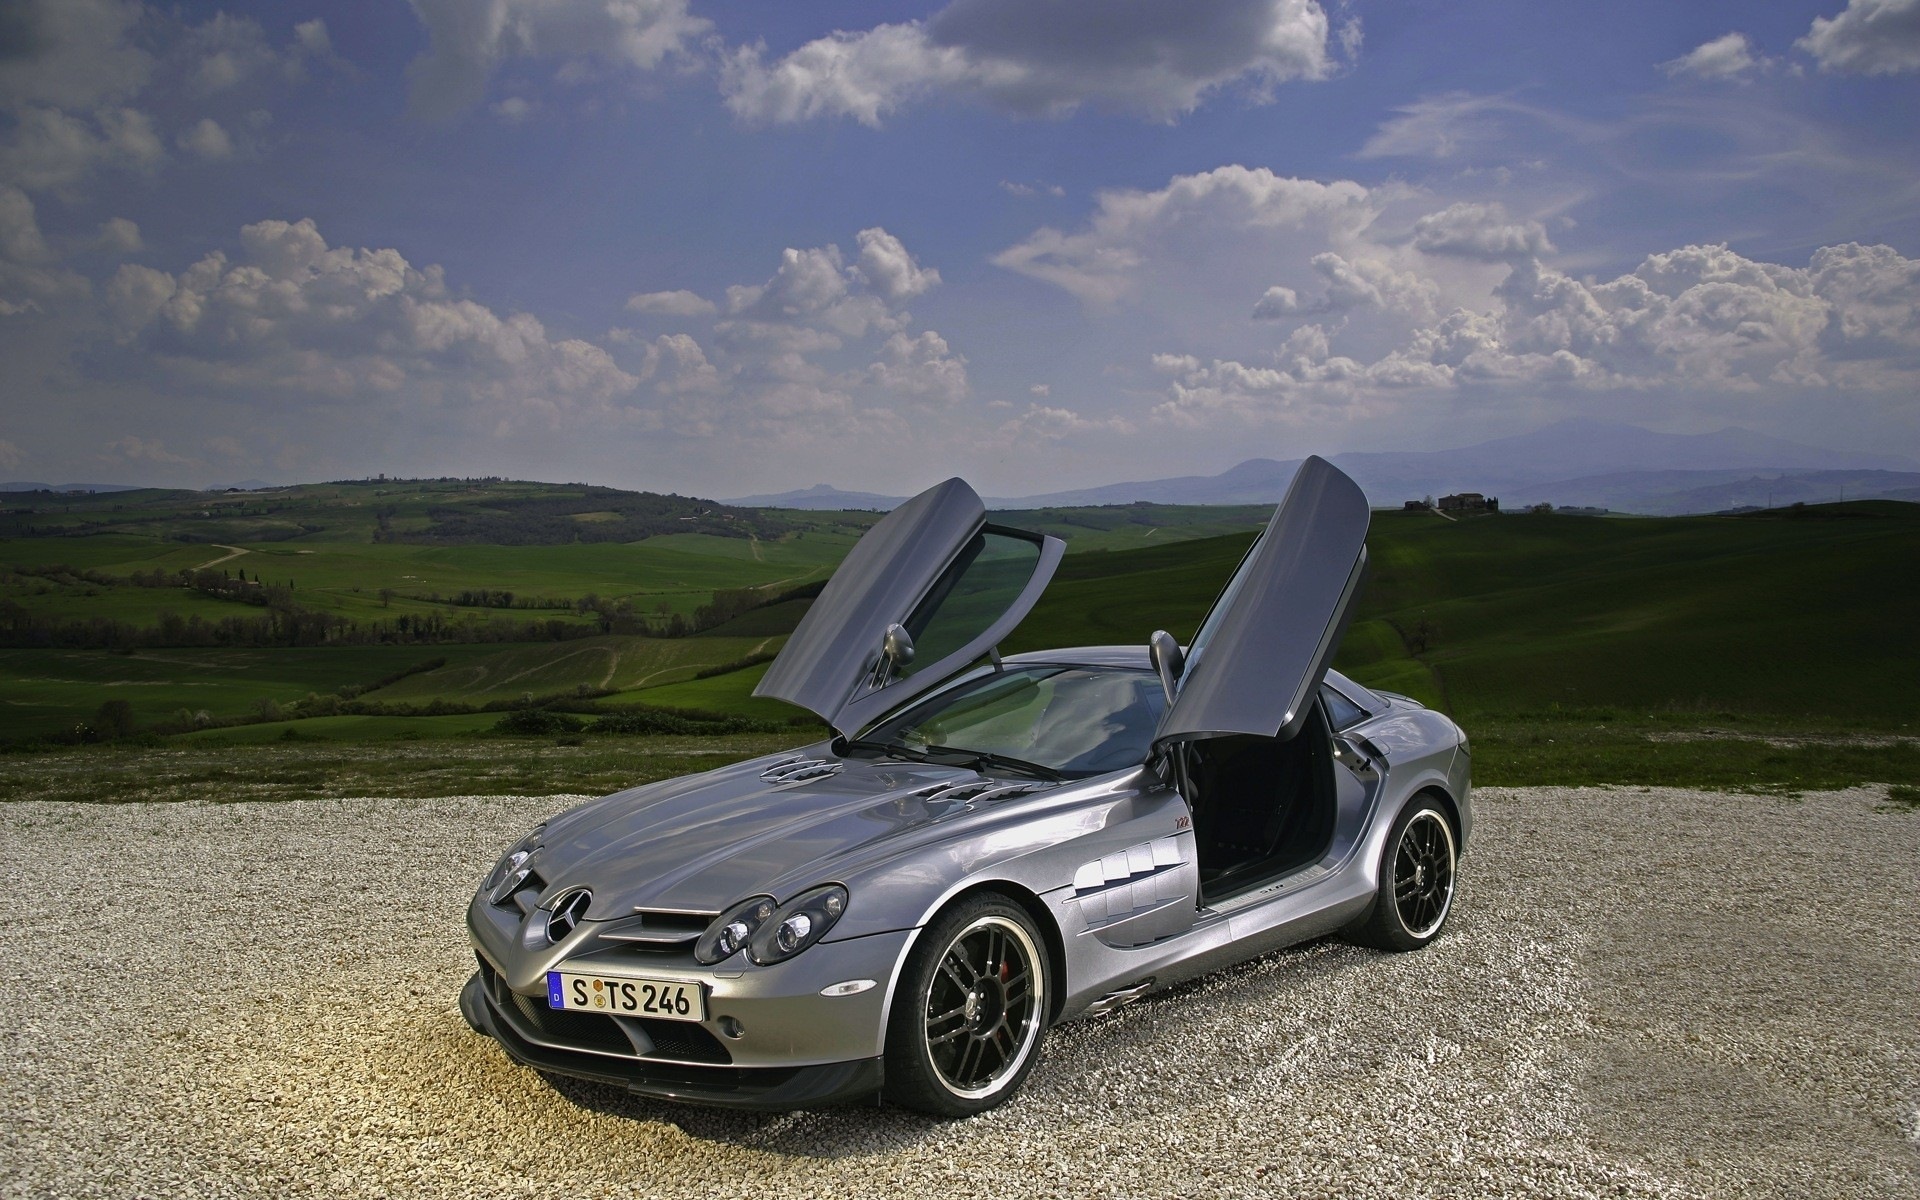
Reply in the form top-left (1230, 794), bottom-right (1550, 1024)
top-left (0, 0), bottom-right (1917, 497)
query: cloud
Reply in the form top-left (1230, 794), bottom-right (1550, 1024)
top-left (991, 402), bottom-right (1136, 445)
top-left (993, 164), bottom-right (1377, 306)
top-left (178, 117), bottom-right (233, 160)
top-left (1410, 201), bottom-right (1554, 261)
top-left (95, 216), bottom-right (143, 253)
top-left (293, 19), bottom-right (332, 58)
top-left (491, 96), bottom-right (534, 122)
top-left (1662, 32), bottom-right (1771, 81)
top-left (865, 329), bottom-right (968, 402)
top-left (103, 435), bottom-right (191, 465)
top-left (103, 217), bottom-right (640, 416)
top-left (723, 0), bottom-right (1341, 127)
top-left (0, 184), bottom-right (88, 312)
top-left (1001, 179), bottom-right (1065, 198)
top-left (1798, 0), bottom-right (1920, 75)
top-left (1150, 239), bottom-right (1920, 427)
top-left (405, 0), bottom-right (711, 121)
top-left (854, 226), bottom-right (940, 303)
top-left (0, 105), bottom-right (164, 191)
top-left (626, 289), bottom-right (717, 316)
top-left (0, 438), bottom-right (22, 469)
top-left (0, 0), bottom-right (152, 110)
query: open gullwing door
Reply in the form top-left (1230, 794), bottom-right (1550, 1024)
top-left (1152, 455), bottom-right (1370, 749)
top-left (754, 478), bottom-right (1065, 736)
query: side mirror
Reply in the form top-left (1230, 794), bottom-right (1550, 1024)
top-left (882, 622), bottom-right (916, 669)
top-left (1148, 630), bottom-right (1184, 704)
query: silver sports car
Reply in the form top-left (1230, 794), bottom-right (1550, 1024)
top-left (460, 456), bottom-right (1471, 1116)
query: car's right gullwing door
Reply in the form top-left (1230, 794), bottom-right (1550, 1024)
top-left (1152, 455), bottom-right (1370, 748)
top-left (754, 477), bottom-right (1065, 736)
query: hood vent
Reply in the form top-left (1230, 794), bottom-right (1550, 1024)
top-left (760, 755), bottom-right (843, 784)
top-left (911, 778), bottom-right (1042, 807)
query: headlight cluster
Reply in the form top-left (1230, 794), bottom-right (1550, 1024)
top-left (694, 884), bottom-right (849, 966)
top-left (484, 824), bottom-right (546, 902)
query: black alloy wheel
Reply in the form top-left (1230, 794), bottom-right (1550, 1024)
top-left (884, 895), bottom-right (1049, 1116)
top-left (1348, 796), bottom-right (1459, 951)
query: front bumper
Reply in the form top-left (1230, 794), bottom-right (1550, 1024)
top-left (465, 889), bottom-right (915, 1108)
top-left (461, 971), bottom-right (884, 1110)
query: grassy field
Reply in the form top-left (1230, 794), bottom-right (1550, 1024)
top-left (0, 644), bottom-right (500, 740)
top-left (4, 479), bottom-right (1916, 798)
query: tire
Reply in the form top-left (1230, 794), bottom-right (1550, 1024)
top-left (1348, 795), bottom-right (1458, 952)
top-left (883, 894), bottom-right (1051, 1117)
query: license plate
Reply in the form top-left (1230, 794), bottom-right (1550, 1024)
top-left (546, 971), bottom-right (705, 1022)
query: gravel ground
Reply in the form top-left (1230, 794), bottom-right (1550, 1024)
top-left (2, 785), bottom-right (1915, 1199)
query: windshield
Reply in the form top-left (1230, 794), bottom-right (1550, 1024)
top-left (857, 664), bottom-right (1166, 778)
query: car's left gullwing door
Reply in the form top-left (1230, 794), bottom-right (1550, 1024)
top-left (754, 478), bottom-right (1065, 736)
top-left (1152, 455), bottom-right (1370, 749)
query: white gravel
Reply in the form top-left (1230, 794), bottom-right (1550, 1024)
top-left (2, 785), bottom-right (1916, 1199)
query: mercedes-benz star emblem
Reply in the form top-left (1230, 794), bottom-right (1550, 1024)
top-left (547, 889), bottom-right (592, 943)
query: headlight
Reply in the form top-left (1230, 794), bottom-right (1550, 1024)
top-left (484, 824), bottom-right (546, 901)
top-left (748, 885), bottom-right (849, 965)
top-left (695, 895), bottom-right (777, 964)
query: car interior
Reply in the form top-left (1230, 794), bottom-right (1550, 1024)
top-left (1170, 700), bottom-right (1338, 904)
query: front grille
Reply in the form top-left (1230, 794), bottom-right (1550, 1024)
top-left (508, 987), bottom-right (634, 1055)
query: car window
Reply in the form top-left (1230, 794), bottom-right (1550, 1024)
top-left (898, 530), bottom-right (1043, 675)
top-left (866, 665), bottom-right (1167, 777)
top-left (1320, 685), bottom-right (1368, 732)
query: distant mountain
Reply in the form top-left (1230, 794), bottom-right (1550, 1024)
top-left (1504, 468), bottom-right (1920, 515)
top-left (723, 482), bottom-right (908, 510)
top-left (0, 481), bottom-right (145, 493)
top-left (204, 478), bottom-right (278, 492)
top-left (999, 419), bottom-right (1920, 510)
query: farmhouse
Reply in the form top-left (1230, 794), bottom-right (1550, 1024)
top-left (1438, 492), bottom-right (1499, 514)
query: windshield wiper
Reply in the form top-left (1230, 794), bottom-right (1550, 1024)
top-left (928, 746), bottom-right (1065, 782)
top-left (837, 736), bottom-right (939, 765)
top-left (839, 737), bottom-right (1063, 781)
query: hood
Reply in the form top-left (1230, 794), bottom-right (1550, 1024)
top-left (529, 749), bottom-right (1038, 918)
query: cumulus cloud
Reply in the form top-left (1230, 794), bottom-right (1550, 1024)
top-left (293, 19), bottom-right (332, 58)
top-left (991, 402), bottom-right (1136, 445)
top-left (723, 0), bottom-right (1342, 127)
top-left (0, 105), bottom-right (164, 191)
top-left (178, 117), bottom-right (233, 160)
top-left (103, 217), bottom-right (639, 416)
top-left (0, 184), bottom-right (87, 313)
top-left (854, 227), bottom-right (940, 303)
top-left (405, 0), bottom-right (711, 121)
top-left (1411, 201), bottom-right (1554, 261)
top-left (0, 0), bottom-right (152, 110)
top-left (1798, 0), bottom-right (1920, 75)
top-left (1151, 239), bottom-right (1920, 426)
top-left (993, 165), bottom-right (1376, 306)
top-left (0, 438), bottom-right (22, 469)
top-left (1661, 32), bottom-right (1770, 80)
top-left (95, 216), bottom-right (143, 253)
top-left (866, 329), bottom-right (968, 402)
top-left (626, 289), bottom-right (717, 317)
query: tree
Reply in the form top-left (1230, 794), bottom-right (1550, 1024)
top-left (92, 699), bottom-right (137, 739)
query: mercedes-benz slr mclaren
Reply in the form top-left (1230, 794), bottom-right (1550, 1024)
top-left (460, 456), bottom-right (1472, 1116)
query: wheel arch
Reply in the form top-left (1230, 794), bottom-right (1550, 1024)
top-left (886, 879), bottom-right (1070, 1030)
top-left (1415, 783), bottom-right (1462, 845)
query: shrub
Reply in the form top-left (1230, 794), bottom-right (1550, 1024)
top-left (492, 709), bottom-right (586, 735)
